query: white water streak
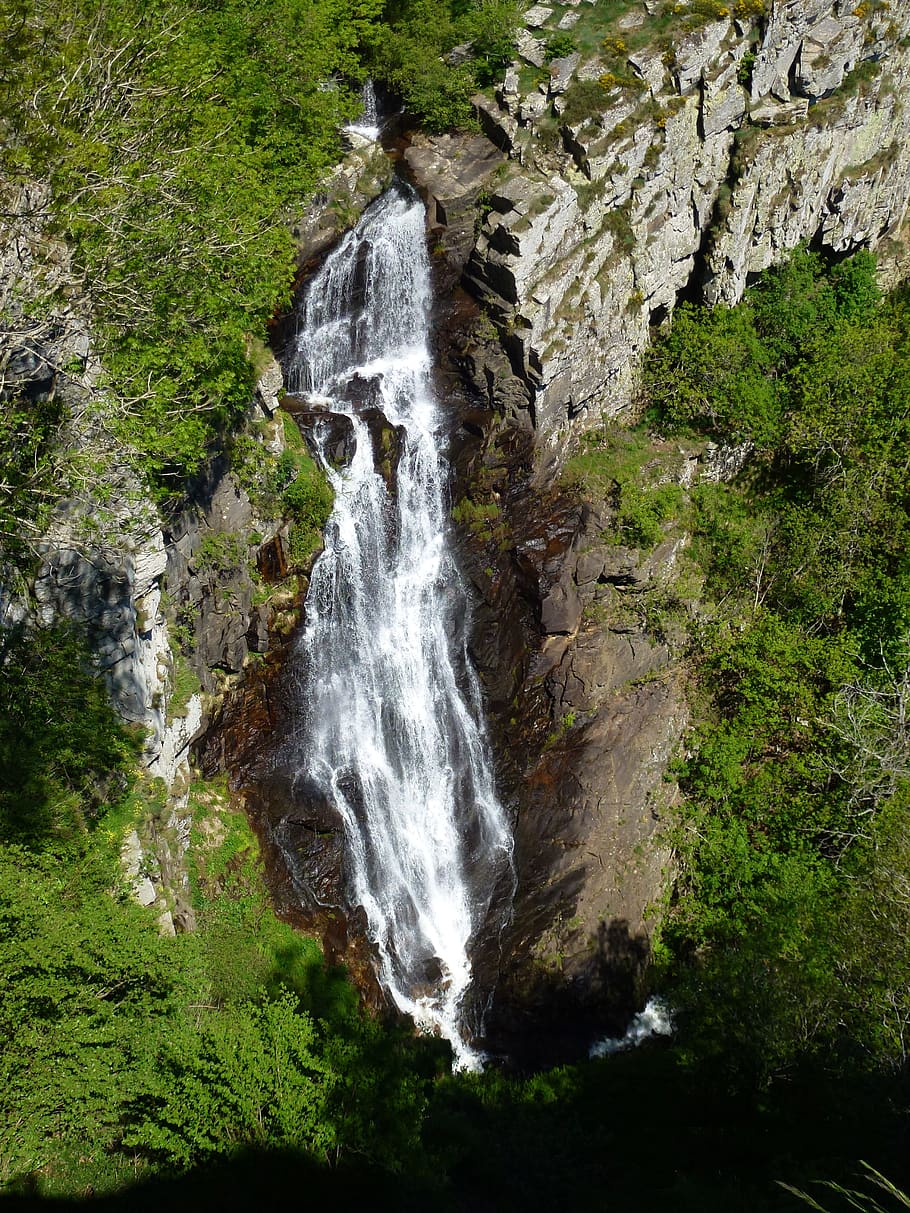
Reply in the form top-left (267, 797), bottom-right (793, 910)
top-left (286, 188), bottom-right (513, 1069)
top-left (589, 998), bottom-right (673, 1058)
top-left (345, 79), bottom-right (381, 142)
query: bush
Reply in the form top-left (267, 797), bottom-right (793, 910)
top-left (365, 0), bottom-right (521, 131)
top-left (545, 32), bottom-right (577, 62)
top-left (0, 623), bottom-right (139, 851)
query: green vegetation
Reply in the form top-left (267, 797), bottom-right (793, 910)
top-left (363, 0), bottom-right (521, 131)
top-left (639, 248), bottom-right (910, 1090)
top-left (0, 395), bottom-right (63, 566)
top-left (196, 532), bottom-right (250, 576)
top-left (452, 496), bottom-right (502, 531)
top-left (233, 413), bottom-right (334, 569)
top-left (0, 623), bottom-right (140, 852)
top-left (1, 0), bottom-right (382, 493)
top-left (544, 31), bottom-right (578, 62)
top-left (0, 666), bottom-right (433, 1195)
top-left (5, 250), bottom-right (910, 1213)
top-left (785, 1164), bottom-right (910, 1212)
top-left (562, 426), bottom-right (686, 551)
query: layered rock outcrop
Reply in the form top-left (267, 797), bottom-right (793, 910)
top-left (445, 0), bottom-right (910, 445)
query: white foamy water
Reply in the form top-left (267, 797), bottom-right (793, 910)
top-left (285, 187), bottom-right (513, 1070)
top-left (345, 79), bottom-right (381, 142)
top-left (589, 997), bottom-right (674, 1058)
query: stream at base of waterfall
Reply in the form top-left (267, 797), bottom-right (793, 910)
top-left (284, 185), bottom-right (514, 1070)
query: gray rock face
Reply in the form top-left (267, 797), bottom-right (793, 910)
top-left (405, 131), bottom-right (505, 270)
top-left (406, 0), bottom-right (910, 456)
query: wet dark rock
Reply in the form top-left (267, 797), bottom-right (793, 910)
top-left (247, 605), bottom-right (270, 654)
top-left (404, 131), bottom-right (506, 279)
top-left (413, 955), bottom-right (444, 989)
top-left (277, 810), bottom-right (347, 909)
top-left (540, 577), bottom-right (582, 635)
top-left (443, 395), bottom-right (687, 1063)
top-left (283, 395), bottom-right (357, 467)
top-left (257, 533), bottom-right (289, 583)
top-left (343, 372), bottom-right (382, 409)
top-left (362, 406), bottom-right (406, 494)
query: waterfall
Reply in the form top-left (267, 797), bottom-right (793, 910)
top-left (345, 79), bottom-right (381, 142)
top-left (285, 186), bottom-right (514, 1069)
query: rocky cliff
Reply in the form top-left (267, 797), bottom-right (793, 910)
top-left (424, 0), bottom-right (910, 448)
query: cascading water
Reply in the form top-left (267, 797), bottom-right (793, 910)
top-left (345, 79), bottom-right (381, 141)
top-left (284, 185), bottom-right (514, 1069)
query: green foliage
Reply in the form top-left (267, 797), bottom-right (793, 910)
top-left (562, 425), bottom-right (686, 551)
top-left (187, 785), bottom-right (352, 1017)
top-left (784, 1164), bottom-right (910, 1213)
top-left (196, 531), bottom-right (250, 575)
top-left (648, 248), bottom-right (910, 650)
top-left (0, 843), bottom-right (186, 1189)
top-left (545, 31), bottom-right (577, 62)
top-left (615, 481), bottom-right (684, 549)
top-left (166, 650), bottom-right (201, 722)
top-left (561, 78), bottom-right (615, 125)
top-left (231, 415), bottom-right (333, 568)
top-left (124, 993), bottom-right (336, 1168)
top-left (0, 395), bottom-right (63, 565)
top-left (645, 247), bottom-right (910, 1087)
top-left (1, 0), bottom-right (383, 489)
top-left (365, 0), bottom-right (521, 130)
top-left (451, 496), bottom-right (502, 530)
top-left (282, 454), bottom-right (334, 532)
top-left (0, 623), bottom-right (139, 851)
top-left (282, 450), bottom-right (334, 567)
top-left (0, 773), bottom-right (433, 1194)
top-left (644, 299), bottom-right (781, 441)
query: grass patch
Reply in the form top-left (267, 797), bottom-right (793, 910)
top-left (562, 424), bottom-right (689, 551)
top-left (187, 780), bottom-right (355, 1020)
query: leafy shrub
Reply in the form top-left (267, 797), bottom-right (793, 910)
top-left (562, 78), bottom-right (613, 124)
top-left (545, 32), bottom-right (577, 62)
top-left (366, 0), bottom-right (521, 130)
top-left (0, 623), bottom-right (139, 850)
top-left (196, 531), bottom-right (249, 575)
top-left (281, 453), bottom-right (334, 556)
top-left (615, 481), bottom-right (684, 549)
